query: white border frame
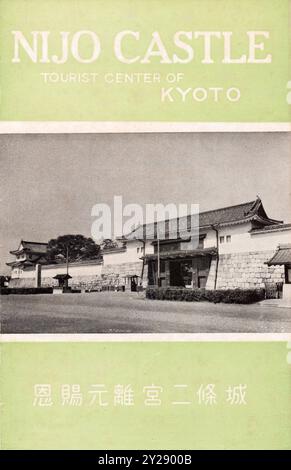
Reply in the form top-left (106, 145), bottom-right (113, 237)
top-left (1, 120), bottom-right (290, 342)
top-left (0, 122), bottom-right (290, 133)
top-left (1, 333), bottom-right (291, 342)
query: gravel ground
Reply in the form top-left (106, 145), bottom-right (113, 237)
top-left (1, 291), bottom-right (291, 334)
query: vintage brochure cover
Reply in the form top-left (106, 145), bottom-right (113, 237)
top-left (0, 0), bottom-right (290, 453)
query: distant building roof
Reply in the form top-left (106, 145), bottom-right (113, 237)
top-left (266, 244), bottom-right (291, 266)
top-left (6, 260), bottom-right (36, 268)
top-left (10, 240), bottom-right (48, 255)
top-left (251, 223), bottom-right (291, 235)
top-left (102, 247), bottom-right (127, 255)
top-left (53, 274), bottom-right (72, 280)
top-left (124, 197), bottom-right (282, 241)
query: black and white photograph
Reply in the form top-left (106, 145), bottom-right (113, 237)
top-left (1, 132), bottom-right (290, 333)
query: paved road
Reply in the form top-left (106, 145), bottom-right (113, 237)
top-left (1, 292), bottom-right (291, 334)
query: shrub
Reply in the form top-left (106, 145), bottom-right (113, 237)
top-left (145, 287), bottom-right (265, 304)
top-left (0, 287), bottom-right (53, 295)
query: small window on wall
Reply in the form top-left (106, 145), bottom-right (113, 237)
top-left (219, 236), bottom-right (225, 244)
top-left (137, 247), bottom-right (140, 253)
top-left (286, 266), bottom-right (291, 284)
top-left (198, 237), bottom-right (204, 249)
top-left (160, 260), bottom-right (166, 274)
top-left (226, 235), bottom-right (231, 243)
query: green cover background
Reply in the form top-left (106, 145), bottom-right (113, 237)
top-left (0, 0), bottom-right (289, 121)
top-left (0, 341), bottom-right (290, 449)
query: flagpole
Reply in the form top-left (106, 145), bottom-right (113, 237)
top-left (66, 245), bottom-right (69, 276)
top-left (157, 230), bottom-right (161, 287)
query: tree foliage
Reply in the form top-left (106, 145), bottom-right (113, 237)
top-left (100, 238), bottom-right (119, 250)
top-left (47, 234), bottom-right (100, 263)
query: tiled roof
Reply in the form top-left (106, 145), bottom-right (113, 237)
top-left (251, 223), bottom-right (291, 234)
top-left (53, 274), bottom-right (72, 280)
top-left (6, 260), bottom-right (35, 267)
top-left (266, 244), bottom-right (291, 266)
top-left (102, 247), bottom-right (127, 255)
top-left (144, 247), bottom-right (217, 260)
top-left (10, 240), bottom-right (48, 255)
top-left (194, 200), bottom-right (257, 226)
top-left (21, 241), bottom-right (48, 253)
top-left (125, 198), bottom-right (282, 240)
top-left (43, 258), bottom-right (103, 268)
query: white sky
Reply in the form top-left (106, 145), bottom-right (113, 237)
top-left (1, 132), bottom-right (290, 273)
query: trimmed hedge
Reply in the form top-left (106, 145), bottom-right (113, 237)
top-left (0, 287), bottom-right (53, 295)
top-left (146, 287), bottom-right (265, 304)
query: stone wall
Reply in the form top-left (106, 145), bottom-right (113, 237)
top-left (102, 261), bottom-right (147, 287)
top-left (216, 250), bottom-right (284, 289)
top-left (8, 252), bottom-right (284, 292)
top-left (102, 261), bottom-right (143, 277)
top-left (9, 261), bottom-right (147, 290)
top-left (9, 277), bottom-right (35, 288)
top-left (205, 258), bottom-right (218, 290)
top-left (41, 275), bottom-right (103, 291)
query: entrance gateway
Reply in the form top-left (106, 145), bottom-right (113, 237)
top-left (145, 246), bottom-right (216, 289)
top-left (169, 259), bottom-right (209, 289)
